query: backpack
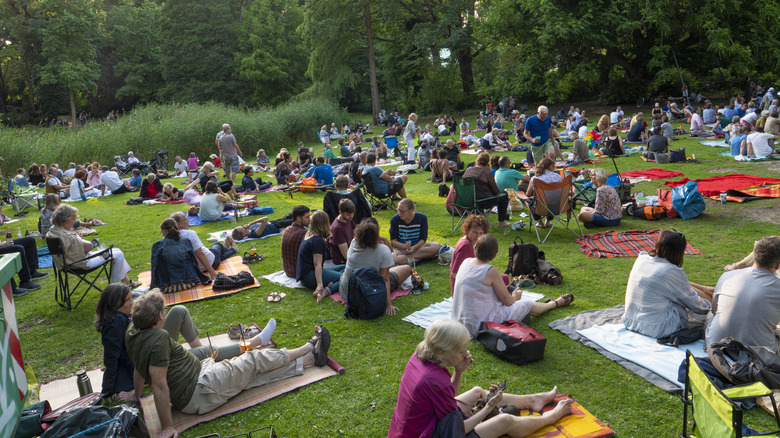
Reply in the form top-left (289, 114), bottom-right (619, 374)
top-left (345, 266), bottom-right (387, 320)
top-left (669, 147), bottom-right (686, 163)
top-left (534, 259), bottom-right (562, 285)
top-left (476, 320), bottom-right (546, 365)
top-left (438, 184), bottom-right (449, 197)
top-left (628, 205), bottom-right (667, 220)
top-left (708, 337), bottom-right (780, 389)
top-left (505, 237), bottom-right (544, 277)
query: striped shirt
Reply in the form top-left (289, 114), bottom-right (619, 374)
top-left (390, 213), bottom-right (428, 246)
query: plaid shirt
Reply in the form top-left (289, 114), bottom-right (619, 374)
top-left (281, 223), bottom-right (306, 277)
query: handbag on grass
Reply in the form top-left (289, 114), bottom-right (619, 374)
top-left (476, 320), bottom-right (546, 365)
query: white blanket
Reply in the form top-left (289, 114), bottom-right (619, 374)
top-left (262, 263), bottom-right (336, 289)
top-left (207, 230), bottom-right (281, 243)
top-left (576, 323), bottom-right (707, 388)
top-left (403, 292), bottom-right (546, 330)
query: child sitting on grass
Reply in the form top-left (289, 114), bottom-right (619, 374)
top-left (128, 169), bottom-right (142, 187)
top-left (256, 149), bottom-right (271, 172)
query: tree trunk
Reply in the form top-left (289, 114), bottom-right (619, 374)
top-left (364, 0), bottom-right (380, 121)
top-left (457, 49), bottom-right (475, 105)
top-left (69, 89), bottom-right (77, 128)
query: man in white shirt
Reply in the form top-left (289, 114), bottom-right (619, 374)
top-left (99, 166), bottom-right (132, 195)
top-left (421, 127), bottom-right (435, 144)
top-left (740, 111), bottom-right (759, 127)
top-left (127, 151), bottom-right (140, 165)
top-left (610, 106), bottom-right (624, 124)
top-left (744, 128), bottom-right (779, 158)
top-left (171, 212), bottom-right (236, 278)
top-left (63, 163), bottom-right (77, 178)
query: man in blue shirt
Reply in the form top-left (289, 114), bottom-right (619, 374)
top-left (389, 198), bottom-right (444, 265)
top-left (311, 157), bottom-right (334, 185)
top-left (523, 105), bottom-right (560, 165)
top-left (362, 153), bottom-right (407, 198)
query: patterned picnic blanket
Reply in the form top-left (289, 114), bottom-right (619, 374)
top-left (619, 169), bottom-right (684, 180)
top-left (576, 230), bottom-right (703, 258)
top-left (664, 174), bottom-right (780, 197)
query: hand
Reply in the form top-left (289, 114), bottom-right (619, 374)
top-left (118, 390), bottom-right (136, 402)
top-left (159, 426), bottom-right (179, 438)
top-left (385, 304), bottom-right (399, 315)
top-left (512, 290), bottom-right (524, 301)
top-left (453, 350), bottom-right (473, 374)
top-left (207, 269), bottom-right (217, 280)
top-left (486, 391), bottom-right (504, 408)
top-left (406, 246), bottom-right (416, 255)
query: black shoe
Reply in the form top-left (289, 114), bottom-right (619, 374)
top-left (13, 288), bottom-right (28, 297)
top-left (31, 271), bottom-right (49, 280)
top-left (18, 281), bottom-right (41, 291)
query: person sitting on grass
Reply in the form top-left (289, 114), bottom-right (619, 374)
top-left (524, 158), bottom-right (561, 229)
top-left (87, 163), bottom-right (102, 189)
top-left (151, 219), bottom-right (212, 291)
top-left (362, 153), bottom-right (407, 199)
top-left (297, 210), bottom-right (346, 302)
top-left (171, 212), bottom-right (235, 279)
top-left (644, 127), bottom-right (669, 158)
top-left (255, 149), bottom-right (271, 172)
top-left (568, 132), bottom-right (590, 163)
top-left (339, 219), bottom-right (412, 315)
top-left (601, 127), bottom-right (626, 156)
top-left (173, 156), bottom-right (188, 177)
top-left (390, 198), bottom-right (445, 265)
top-left (388, 318), bottom-right (572, 438)
top-left (140, 173), bottom-right (163, 199)
top-left (274, 152), bottom-right (299, 185)
top-left (450, 215), bottom-right (512, 294)
top-left (625, 117), bottom-right (647, 142)
top-left (45, 166), bottom-right (70, 198)
top-left (281, 205), bottom-right (311, 278)
top-left (742, 126), bottom-right (780, 159)
top-left (69, 169), bottom-right (99, 200)
top-left (48, 204), bottom-right (138, 287)
top-left (323, 142), bottom-right (339, 164)
top-left (329, 199), bottom-right (356, 265)
top-left (452, 234), bottom-right (573, 338)
top-left (622, 230), bottom-right (712, 339)
top-left (95, 283), bottom-right (207, 402)
top-left (428, 149), bottom-right (451, 183)
top-left (159, 183), bottom-right (182, 201)
top-left (334, 175), bottom-right (351, 195)
top-left (577, 168), bottom-right (622, 228)
top-left (198, 181), bottom-right (232, 222)
top-left (128, 169), bottom-right (143, 188)
top-left (312, 156), bottom-right (334, 185)
top-left (126, 290), bottom-right (330, 438)
top-left (241, 166), bottom-right (271, 192)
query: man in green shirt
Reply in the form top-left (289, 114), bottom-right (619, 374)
top-left (494, 156), bottom-right (527, 192)
top-left (126, 290), bottom-right (330, 438)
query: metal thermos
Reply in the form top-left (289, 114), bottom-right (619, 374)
top-left (76, 370), bottom-right (93, 396)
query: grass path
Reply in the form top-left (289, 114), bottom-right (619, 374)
top-left (10, 117), bottom-right (780, 437)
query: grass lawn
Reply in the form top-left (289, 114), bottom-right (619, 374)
top-left (8, 115), bottom-right (780, 437)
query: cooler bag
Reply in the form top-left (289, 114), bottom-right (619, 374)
top-left (476, 320), bottom-right (546, 365)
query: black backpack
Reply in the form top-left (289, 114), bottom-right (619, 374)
top-left (345, 266), bottom-right (387, 320)
top-left (505, 237), bottom-right (544, 277)
top-left (438, 184), bottom-right (449, 197)
top-left (708, 337), bottom-right (780, 389)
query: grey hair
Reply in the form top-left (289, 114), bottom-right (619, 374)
top-left (52, 204), bottom-right (78, 226)
top-left (415, 318), bottom-right (469, 366)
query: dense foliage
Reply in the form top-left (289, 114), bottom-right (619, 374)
top-left (2, 0), bottom-right (780, 122)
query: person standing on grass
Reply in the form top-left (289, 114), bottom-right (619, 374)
top-left (524, 106), bottom-right (560, 165)
top-left (404, 113), bottom-right (419, 162)
top-left (218, 124), bottom-right (243, 185)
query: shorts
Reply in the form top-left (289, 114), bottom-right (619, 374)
top-left (531, 139), bottom-right (555, 165)
top-left (591, 213), bottom-right (621, 227)
top-left (223, 155), bottom-right (240, 174)
top-left (388, 272), bottom-right (400, 291)
top-left (388, 177), bottom-right (404, 195)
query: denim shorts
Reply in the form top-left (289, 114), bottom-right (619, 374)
top-left (591, 213), bottom-right (621, 227)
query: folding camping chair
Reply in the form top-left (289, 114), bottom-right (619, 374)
top-left (528, 174), bottom-right (583, 243)
top-left (47, 237), bottom-right (114, 311)
top-left (362, 174), bottom-right (395, 214)
top-left (450, 174), bottom-right (505, 231)
top-left (8, 178), bottom-right (43, 212)
top-left (679, 350), bottom-right (780, 438)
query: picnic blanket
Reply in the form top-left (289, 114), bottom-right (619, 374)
top-left (207, 229), bottom-right (281, 243)
top-left (664, 174), bottom-right (780, 197)
top-left (619, 169), bottom-right (684, 180)
top-left (699, 140), bottom-right (730, 147)
top-left (402, 292), bottom-right (547, 330)
top-left (524, 395), bottom-right (614, 438)
top-left (186, 211), bottom-right (244, 227)
top-left (576, 230), bottom-right (703, 259)
top-left (141, 199), bottom-right (186, 205)
top-left (135, 256), bottom-right (259, 305)
top-left (261, 263), bottom-right (338, 290)
top-left (548, 306), bottom-right (706, 394)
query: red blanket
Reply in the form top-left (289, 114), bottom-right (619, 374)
top-left (576, 230), bottom-right (703, 258)
top-left (664, 174), bottom-right (780, 197)
top-left (620, 169), bottom-right (684, 179)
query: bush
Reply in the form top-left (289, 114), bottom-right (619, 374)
top-left (0, 98), bottom-right (345, 172)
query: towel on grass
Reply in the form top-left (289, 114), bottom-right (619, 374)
top-left (524, 395), bottom-right (615, 438)
top-left (664, 174), bottom-right (780, 197)
top-left (619, 169), bottom-right (684, 180)
top-left (699, 140), bottom-right (730, 147)
top-left (207, 230), bottom-right (281, 243)
top-left (402, 292), bottom-right (547, 330)
top-left (576, 230), bottom-right (703, 259)
top-left (186, 211), bottom-right (245, 227)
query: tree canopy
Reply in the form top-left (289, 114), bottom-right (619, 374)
top-left (2, 0), bottom-right (780, 125)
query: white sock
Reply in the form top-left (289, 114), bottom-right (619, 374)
top-left (259, 318), bottom-right (276, 346)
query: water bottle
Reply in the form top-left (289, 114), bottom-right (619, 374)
top-left (17, 228), bottom-right (22, 239)
top-left (76, 370), bottom-right (93, 396)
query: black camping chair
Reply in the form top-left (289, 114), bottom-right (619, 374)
top-left (362, 174), bottom-right (395, 214)
top-left (47, 237), bottom-right (114, 311)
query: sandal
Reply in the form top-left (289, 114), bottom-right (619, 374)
top-left (266, 292), bottom-right (286, 302)
top-left (545, 293), bottom-right (574, 308)
top-left (129, 281), bottom-right (142, 289)
top-left (309, 325), bottom-right (331, 367)
top-left (242, 252), bottom-right (265, 264)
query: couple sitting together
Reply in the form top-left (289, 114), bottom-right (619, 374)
top-left (623, 232), bottom-right (780, 357)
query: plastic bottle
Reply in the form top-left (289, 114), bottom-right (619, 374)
top-left (17, 228), bottom-right (22, 239)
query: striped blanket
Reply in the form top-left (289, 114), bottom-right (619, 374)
top-left (576, 230), bottom-right (703, 258)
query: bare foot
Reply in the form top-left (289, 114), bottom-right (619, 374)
top-left (498, 221), bottom-right (511, 227)
top-left (530, 386), bottom-right (558, 412)
top-left (546, 398), bottom-right (573, 422)
top-left (225, 236), bottom-right (238, 252)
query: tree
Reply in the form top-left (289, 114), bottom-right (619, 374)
top-left (37, 0), bottom-right (102, 127)
top-left (237, 0), bottom-right (307, 106)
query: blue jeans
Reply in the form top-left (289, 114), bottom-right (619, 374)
top-left (209, 242), bottom-right (237, 269)
top-left (301, 264), bottom-right (345, 295)
top-left (591, 214), bottom-right (621, 227)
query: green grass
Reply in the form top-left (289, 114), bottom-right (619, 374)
top-left (8, 115), bottom-right (780, 437)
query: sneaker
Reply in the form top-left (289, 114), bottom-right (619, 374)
top-left (511, 220), bottom-right (527, 231)
top-left (31, 271), bottom-right (49, 280)
top-left (13, 288), bottom-right (28, 297)
top-left (18, 281), bottom-right (41, 291)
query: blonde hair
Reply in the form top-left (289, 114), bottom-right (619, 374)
top-left (415, 318), bottom-right (469, 367)
top-left (591, 167), bottom-right (608, 185)
top-left (409, 113), bottom-right (418, 122)
top-left (306, 210), bottom-right (331, 239)
top-left (163, 183), bottom-right (173, 191)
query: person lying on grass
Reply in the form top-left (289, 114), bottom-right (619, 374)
top-left (622, 230), bottom-right (712, 339)
top-left (231, 216), bottom-right (292, 242)
top-left (452, 234), bottom-right (573, 338)
top-left (126, 290), bottom-right (330, 438)
top-left (338, 219), bottom-right (412, 315)
top-left (388, 318), bottom-right (572, 438)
